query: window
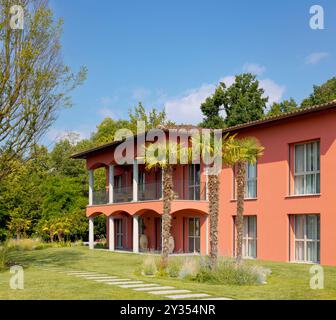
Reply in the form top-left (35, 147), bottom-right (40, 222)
top-left (294, 141), bottom-right (320, 195)
top-left (188, 164), bottom-right (201, 200)
top-left (233, 162), bottom-right (257, 199)
top-left (114, 176), bottom-right (122, 192)
top-left (234, 216), bottom-right (257, 258)
top-left (293, 215), bottom-right (320, 263)
top-left (138, 172), bottom-right (145, 193)
top-left (115, 219), bottom-right (123, 249)
top-left (246, 163), bottom-right (257, 198)
top-left (188, 218), bottom-right (200, 253)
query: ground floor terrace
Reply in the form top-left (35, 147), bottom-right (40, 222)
top-left (88, 205), bottom-right (209, 255)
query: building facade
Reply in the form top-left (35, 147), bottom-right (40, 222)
top-left (72, 100), bottom-right (336, 266)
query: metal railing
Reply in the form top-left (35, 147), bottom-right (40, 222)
top-left (114, 187), bottom-right (133, 203)
top-left (173, 180), bottom-right (207, 201)
top-left (138, 182), bottom-right (162, 201)
top-left (91, 180), bottom-right (207, 205)
top-left (92, 189), bottom-right (109, 205)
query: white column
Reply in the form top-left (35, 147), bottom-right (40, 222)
top-left (133, 215), bottom-right (139, 253)
top-left (89, 217), bottom-right (94, 250)
top-left (205, 215), bottom-right (209, 255)
top-left (161, 169), bottom-right (164, 199)
top-left (89, 169), bottom-right (94, 206)
top-left (109, 165), bottom-right (114, 204)
top-left (133, 160), bottom-right (138, 202)
top-left (205, 168), bottom-right (209, 201)
top-left (108, 216), bottom-right (115, 251)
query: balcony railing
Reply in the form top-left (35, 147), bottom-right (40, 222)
top-left (91, 181), bottom-right (207, 205)
top-left (114, 186), bottom-right (133, 203)
top-left (173, 180), bottom-right (207, 201)
top-left (138, 182), bottom-right (162, 201)
top-left (92, 189), bottom-right (109, 205)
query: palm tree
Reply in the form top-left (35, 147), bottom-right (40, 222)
top-left (203, 134), bottom-right (263, 268)
top-left (142, 141), bottom-right (189, 268)
top-left (229, 138), bottom-right (264, 264)
top-left (208, 174), bottom-right (220, 269)
top-left (203, 134), bottom-right (237, 269)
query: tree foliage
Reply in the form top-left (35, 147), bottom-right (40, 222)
top-left (200, 74), bottom-right (268, 128)
top-left (301, 77), bottom-right (336, 107)
top-left (0, 0), bottom-right (86, 178)
top-left (267, 98), bottom-right (298, 117)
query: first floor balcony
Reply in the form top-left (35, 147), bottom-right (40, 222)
top-left (88, 162), bottom-right (209, 206)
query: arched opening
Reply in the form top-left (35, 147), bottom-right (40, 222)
top-left (136, 209), bottom-right (162, 253)
top-left (107, 211), bottom-right (133, 252)
top-left (88, 212), bottom-right (107, 249)
top-left (171, 209), bottom-right (208, 255)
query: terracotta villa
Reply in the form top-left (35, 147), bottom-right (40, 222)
top-left (72, 100), bottom-right (336, 266)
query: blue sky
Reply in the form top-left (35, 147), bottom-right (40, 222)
top-left (46, 0), bottom-right (336, 146)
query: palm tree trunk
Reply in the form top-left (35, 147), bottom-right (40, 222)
top-left (208, 174), bottom-right (219, 270)
top-left (236, 161), bottom-right (246, 264)
top-left (161, 165), bottom-right (174, 268)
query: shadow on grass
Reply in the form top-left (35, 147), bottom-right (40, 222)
top-left (7, 248), bottom-right (85, 269)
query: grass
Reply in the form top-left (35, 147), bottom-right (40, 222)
top-left (0, 246), bottom-right (336, 300)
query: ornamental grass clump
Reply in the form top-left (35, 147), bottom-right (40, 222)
top-left (141, 256), bottom-right (158, 276)
top-left (0, 242), bottom-right (12, 271)
top-left (167, 258), bottom-right (182, 278)
top-left (195, 258), bottom-right (271, 286)
top-left (178, 258), bottom-right (199, 280)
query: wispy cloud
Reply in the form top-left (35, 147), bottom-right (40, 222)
top-left (47, 128), bottom-right (90, 145)
top-left (243, 63), bottom-right (266, 75)
top-left (98, 108), bottom-right (116, 119)
top-left (132, 87), bottom-right (151, 101)
top-left (100, 95), bottom-right (118, 108)
top-left (165, 74), bottom-right (285, 124)
top-left (165, 84), bottom-right (216, 124)
top-left (305, 52), bottom-right (329, 65)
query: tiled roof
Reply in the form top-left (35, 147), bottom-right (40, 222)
top-left (223, 99), bottom-right (336, 133)
top-left (71, 100), bottom-right (336, 159)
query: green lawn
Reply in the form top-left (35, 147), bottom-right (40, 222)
top-left (0, 246), bottom-right (335, 300)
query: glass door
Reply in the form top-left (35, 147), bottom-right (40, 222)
top-left (188, 218), bottom-right (200, 253)
top-left (115, 219), bottom-right (123, 249)
top-left (188, 165), bottom-right (201, 200)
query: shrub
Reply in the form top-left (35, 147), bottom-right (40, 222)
top-left (179, 258), bottom-right (199, 280)
top-left (8, 239), bottom-right (38, 251)
top-left (195, 258), bottom-right (271, 286)
top-left (141, 256), bottom-right (157, 276)
top-left (7, 238), bottom-right (54, 251)
top-left (167, 259), bottom-right (182, 278)
top-left (73, 240), bottom-right (84, 247)
top-left (0, 241), bottom-right (14, 271)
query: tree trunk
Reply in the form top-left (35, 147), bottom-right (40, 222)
top-left (49, 228), bottom-right (54, 243)
top-left (236, 161), bottom-right (246, 264)
top-left (57, 232), bottom-right (63, 242)
top-left (161, 165), bottom-right (174, 268)
top-left (208, 174), bottom-right (220, 270)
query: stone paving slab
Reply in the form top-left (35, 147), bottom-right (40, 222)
top-left (84, 276), bottom-right (118, 280)
top-left (200, 297), bottom-right (233, 300)
top-left (95, 278), bottom-right (130, 282)
top-left (120, 284), bottom-right (160, 289)
top-left (149, 290), bottom-right (191, 295)
top-left (133, 286), bottom-right (175, 291)
top-left (166, 293), bottom-right (210, 300)
top-left (107, 281), bottom-right (143, 285)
